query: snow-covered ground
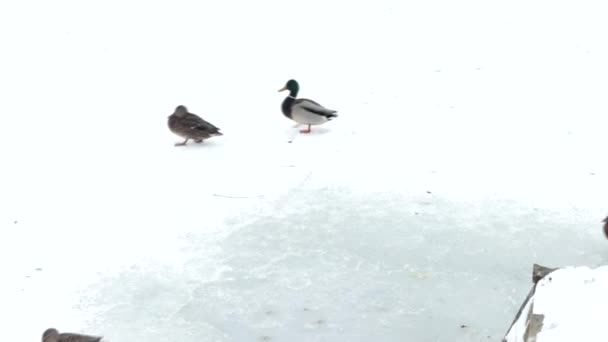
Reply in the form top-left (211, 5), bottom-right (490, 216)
top-left (505, 266), bottom-right (608, 342)
top-left (1, 1), bottom-right (607, 341)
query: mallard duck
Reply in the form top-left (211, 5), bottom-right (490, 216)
top-left (42, 328), bottom-right (102, 342)
top-left (278, 79), bottom-right (337, 133)
top-left (168, 105), bottom-right (223, 146)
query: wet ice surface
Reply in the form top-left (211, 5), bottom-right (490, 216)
top-left (2, 140), bottom-right (608, 342)
top-left (75, 189), bottom-right (606, 342)
top-left (5, 175), bottom-right (606, 341)
top-left (1, 0), bottom-right (608, 341)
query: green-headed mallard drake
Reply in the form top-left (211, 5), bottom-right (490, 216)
top-left (168, 105), bottom-right (223, 146)
top-left (278, 79), bottom-right (337, 133)
top-left (42, 328), bottom-right (102, 342)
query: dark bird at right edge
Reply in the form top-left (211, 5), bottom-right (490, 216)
top-left (168, 105), bottom-right (223, 146)
top-left (603, 216), bottom-right (608, 239)
top-left (42, 328), bottom-right (103, 342)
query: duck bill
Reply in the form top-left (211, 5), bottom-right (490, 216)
top-left (278, 86), bottom-right (288, 92)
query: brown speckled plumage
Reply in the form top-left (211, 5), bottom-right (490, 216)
top-left (168, 105), bottom-right (223, 146)
top-left (42, 328), bottom-right (102, 342)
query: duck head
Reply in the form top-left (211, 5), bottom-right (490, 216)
top-left (278, 79), bottom-right (299, 97)
top-left (173, 105), bottom-right (189, 118)
top-left (42, 328), bottom-right (60, 342)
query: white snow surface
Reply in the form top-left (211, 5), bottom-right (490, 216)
top-left (534, 266), bottom-right (608, 342)
top-left (506, 266), bottom-right (608, 342)
top-left (1, 0), bottom-right (607, 341)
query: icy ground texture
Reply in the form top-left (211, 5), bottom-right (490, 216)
top-left (1, 0), bottom-right (608, 341)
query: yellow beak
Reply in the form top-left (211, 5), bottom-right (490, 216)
top-left (278, 86), bottom-right (288, 92)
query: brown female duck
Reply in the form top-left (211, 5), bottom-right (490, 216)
top-left (168, 105), bottom-right (223, 146)
top-left (42, 328), bottom-right (102, 342)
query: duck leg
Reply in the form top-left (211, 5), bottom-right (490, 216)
top-left (174, 138), bottom-right (189, 146)
top-left (299, 124), bottom-right (312, 134)
top-left (194, 139), bottom-right (204, 143)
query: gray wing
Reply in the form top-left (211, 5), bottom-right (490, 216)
top-left (295, 99), bottom-right (337, 117)
top-left (184, 113), bottom-right (222, 133)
